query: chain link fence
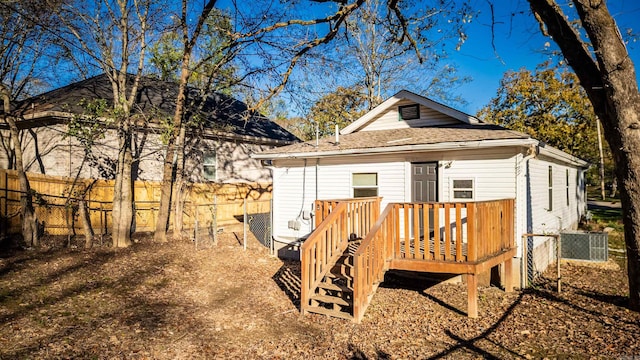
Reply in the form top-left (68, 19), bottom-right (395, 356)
top-left (522, 234), bottom-right (560, 290)
top-left (521, 231), bottom-right (609, 292)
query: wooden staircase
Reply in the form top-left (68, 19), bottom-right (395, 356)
top-left (305, 241), bottom-right (360, 321)
top-left (301, 198), bottom-right (517, 323)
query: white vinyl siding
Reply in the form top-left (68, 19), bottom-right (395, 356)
top-left (440, 149), bottom-right (518, 201)
top-left (271, 163), bottom-right (317, 237)
top-left (2, 124), bottom-right (275, 183)
top-left (360, 100), bottom-right (460, 132)
top-left (271, 157), bottom-right (406, 238)
top-left (527, 158), bottom-right (584, 235)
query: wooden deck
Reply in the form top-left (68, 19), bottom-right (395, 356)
top-left (301, 198), bottom-right (516, 322)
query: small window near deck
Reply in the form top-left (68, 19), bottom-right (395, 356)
top-left (352, 173), bottom-right (378, 198)
top-left (203, 151), bottom-right (217, 181)
top-left (399, 104), bottom-right (420, 120)
top-left (452, 179), bottom-right (474, 200)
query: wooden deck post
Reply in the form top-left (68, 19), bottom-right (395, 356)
top-left (504, 258), bottom-right (514, 292)
top-left (467, 273), bottom-right (478, 318)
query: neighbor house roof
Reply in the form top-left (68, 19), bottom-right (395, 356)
top-left (255, 123), bottom-right (535, 158)
top-left (5, 74), bottom-right (299, 144)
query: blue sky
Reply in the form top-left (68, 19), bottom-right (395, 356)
top-left (450, 1), bottom-right (640, 115)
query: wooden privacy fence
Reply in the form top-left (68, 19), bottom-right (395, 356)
top-left (0, 169), bottom-right (271, 237)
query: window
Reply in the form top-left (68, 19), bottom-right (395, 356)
top-left (548, 166), bottom-right (553, 211)
top-left (203, 151), bottom-right (217, 181)
top-left (399, 104), bottom-right (420, 120)
top-left (452, 179), bottom-right (474, 200)
top-left (352, 173), bottom-right (378, 198)
top-left (566, 169), bottom-right (570, 206)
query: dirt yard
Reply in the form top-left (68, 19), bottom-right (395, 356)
top-left (1, 232), bottom-right (638, 359)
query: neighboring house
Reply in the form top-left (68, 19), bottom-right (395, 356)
top-left (255, 90), bottom-right (588, 282)
top-left (0, 74), bottom-right (299, 183)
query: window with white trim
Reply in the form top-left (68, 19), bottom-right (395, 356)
top-left (452, 179), bottom-right (474, 200)
top-left (548, 166), bottom-right (553, 211)
top-left (398, 104), bottom-right (420, 120)
top-left (352, 173), bottom-right (378, 198)
top-left (203, 151), bottom-right (217, 181)
top-left (566, 169), bottom-right (570, 206)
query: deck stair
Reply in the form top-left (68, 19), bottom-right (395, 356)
top-left (302, 198), bottom-right (517, 323)
top-left (306, 241), bottom-right (360, 321)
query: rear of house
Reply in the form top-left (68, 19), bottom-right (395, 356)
top-left (255, 90), bottom-right (588, 285)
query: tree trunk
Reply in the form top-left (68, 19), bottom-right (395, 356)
top-left (78, 199), bottom-right (94, 249)
top-left (172, 179), bottom-right (185, 237)
top-left (154, 55), bottom-right (192, 243)
top-left (596, 119), bottom-right (606, 200)
top-left (1, 87), bottom-right (38, 247)
top-left (111, 125), bottom-right (134, 248)
top-left (528, 0), bottom-right (640, 310)
top-left (171, 124), bottom-right (188, 239)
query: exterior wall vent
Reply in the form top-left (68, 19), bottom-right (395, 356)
top-left (560, 231), bottom-right (608, 262)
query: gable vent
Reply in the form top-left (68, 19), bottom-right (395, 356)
top-left (399, 104), bottom-right (420, 120)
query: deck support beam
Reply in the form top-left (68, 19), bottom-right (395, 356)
top-left (467, 273), bottom-right (478, 318)
top-left (504, 258), bottom-right (514, 292)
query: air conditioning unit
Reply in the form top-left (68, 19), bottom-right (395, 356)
top-left (560, 231), bottom-right (608, 262)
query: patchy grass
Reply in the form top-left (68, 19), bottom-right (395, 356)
top-left (1, 232), bottom-right (639, 359)
top-left (586, 185), bottom-right (620, 203)
top-left (590, 207), bottom-right (624, 230)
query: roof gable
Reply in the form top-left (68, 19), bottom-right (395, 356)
top-left (341, 90), bottom-right (482, 135)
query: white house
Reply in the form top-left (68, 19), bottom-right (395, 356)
top-left (254, 90), bottom-right (588, 284)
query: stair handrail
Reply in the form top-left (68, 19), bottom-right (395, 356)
top-left (352, 203), bottom-right (395, 322)
top-left (300, 201), bottom-right (350, 315)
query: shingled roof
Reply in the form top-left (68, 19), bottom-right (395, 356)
top-left (9, 74), bottom-right (299, 144)
top-left (256, 123), bottom-right (533, 157)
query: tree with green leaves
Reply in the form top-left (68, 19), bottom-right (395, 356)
top-left (477, 64), bottom-right (614, 187)
top-left (301, 86), bottom-right (367, 140)
top-left (524, 0), bottom-right (640, 310)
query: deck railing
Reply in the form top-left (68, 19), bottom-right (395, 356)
top-left (301, 197), bottom-right (381, 314)
top-left (314, 197), bottom-right (381, 239)
top-left (353, 203), bottom-right (396, 321)
top-left (301, 202), bottom-right (349, 315)
top-left (352, 199), bottom-right (515, 322)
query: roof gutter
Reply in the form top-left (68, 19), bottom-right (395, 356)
top-left (538, 144), bottom-right (590, 168)
top-left (253, 138), bottom-right (538, 159)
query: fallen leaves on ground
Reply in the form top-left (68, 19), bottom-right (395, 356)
top-left (0, 232), bottom-right (638, 359)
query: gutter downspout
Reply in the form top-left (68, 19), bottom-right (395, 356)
top-left (519, 144), bottom-right (539, 289)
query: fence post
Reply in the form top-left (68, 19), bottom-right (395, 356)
top-left (213, 195), bottom-right (218, 245)
top-left (270, 197), bottom-right (274, 256)
top-left (195, 205), bottom-right (199, 250)
top-left (556, 234), bottom-right (561, 293)
top-left (521, 234), bottom-right (527, 289)
top-left (243, 198), bottom-right (247, 250)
